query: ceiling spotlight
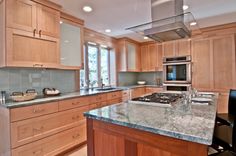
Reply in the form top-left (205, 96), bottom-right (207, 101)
top-left (83, 6), bottom-right (93, 12)
top-left (144, 37), bottom-right (149, 40)
top-left (60, 21), bottom-right (63, 24)
top-left (105, 29), bottom-right (111, 33)
top-left (190, 22), bottom-right (197, 26)
top-left (183, 5), bottom-right (189, 10)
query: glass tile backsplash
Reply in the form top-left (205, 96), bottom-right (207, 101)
top-left (0, 68), bottom-right (76, 97)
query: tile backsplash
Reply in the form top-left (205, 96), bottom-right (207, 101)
top-left (118, 72), bottom-right (163, 86)
top-left (0, 68), bottom-right (76, 97)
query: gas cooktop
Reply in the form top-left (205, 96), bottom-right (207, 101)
top-left (130, 93), bottom-right (183, 107)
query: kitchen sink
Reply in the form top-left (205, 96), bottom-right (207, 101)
top-left (95, 87), bottom-right (116, 91)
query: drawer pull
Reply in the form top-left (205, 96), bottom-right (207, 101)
top-left (33, 149), bottom-right (43, 155)
top-left (33, 108), bottom-right (45, 113)
top-left (72, 134), bottom-right (80, 139)
top-left (72, 102), bottom-right (80, 105)
top-left (33, 126), bottom-right (44, 132)
top-left (72, 115), bottom-right (80, 120)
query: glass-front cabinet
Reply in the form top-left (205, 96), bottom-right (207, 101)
top-left (60, 13), bottom-right (84, 69)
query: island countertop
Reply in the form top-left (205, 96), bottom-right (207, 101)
top-left (84, 93), bottom-right (218, 145)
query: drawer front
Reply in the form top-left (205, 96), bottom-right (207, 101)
top-left (11, 106), bottom-right (88, 148)
top-left (107, 91), bottom-right (122, 100)
top-left (145, 87), bottom-right (162, 94)
top-left (11, 102), bottom-right (59, 122)
top-left (89, 103), bottom-right (99, 110)
top-left (107, 98), bottom-right (122, 105)
top-left (12, 124), bottom-right (86, 156)
top-left (58, 97), bottom-right (90, 111)
top-left (89, 94), bottom-right (107, 104)
top-left (122, 90), bottom-right (130, 97)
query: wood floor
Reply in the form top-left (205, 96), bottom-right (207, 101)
top-left (64, 145), bottom-right (87, 156)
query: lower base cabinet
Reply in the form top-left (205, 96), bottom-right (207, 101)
top-left (12, 124), bottom-right (86, 156)
top-left (217, 92), bottom-right (229, 113)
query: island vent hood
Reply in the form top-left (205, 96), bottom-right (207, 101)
top-left (126, 0), bottom-right (200, 42)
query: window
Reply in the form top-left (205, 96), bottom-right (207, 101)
top-left (80, 43), bottom-right (112, 88)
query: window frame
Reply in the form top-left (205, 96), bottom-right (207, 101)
top-left (82, 42), bottom-right (111, 88)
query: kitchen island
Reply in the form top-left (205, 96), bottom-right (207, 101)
top-left (84, 92), bottom-right (218, 156)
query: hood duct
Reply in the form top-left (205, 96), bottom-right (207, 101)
top-left (126, 0), bottom-right (200, 42)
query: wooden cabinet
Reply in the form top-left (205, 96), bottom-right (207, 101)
top-left (192, 38), bottom-right (212, 91)
top-left (217, 92), bottom-right (229, 113)
top-left (162, 39), bottom-right (191, 57)
top-left (6, 0), bottom-right (60, 37)
top-left (145, 87), bottom-right (163, 94)
top-left (2, 0), bottom-right (61, 68)
top-left (212, 35), bottom-right (236, 91)
top-left (117, 38), bottom-right (141, 72)
top-left (6, 0), bottom-right (37, 32)
top-left (6, 28), bottom-right (59, 68)
top-left (12, 124), bottom-right (86, 156)
top-left (192, 35), bottom-right (236, 92)
top-left (10, 101), bottom-right (59, 122)
top-left (131, 87), bottom-right (146, 99)
top-left (140, 43), bottom-right (163, 72)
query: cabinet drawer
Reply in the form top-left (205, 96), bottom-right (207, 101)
top-left (12, 124), bottom-right (86, 156)
top-left (145, 87), bottom-right (162, 94)
top-left (10, 102), bottom-right (58, 122)
top-left (11, 106), bottom-right (88, 148)
top-left (107, 91), bottom-right (122, 100)
top-left (107, 98), bottom-right (122, 105)
top-left (89, 94), bottom-right (107, 104)
top-left (58, 97), bottom-right (90, 111)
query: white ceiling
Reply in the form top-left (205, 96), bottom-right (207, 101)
top-left (51, 0), bottom-right (236, 42)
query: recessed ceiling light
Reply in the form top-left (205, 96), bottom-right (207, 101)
top-left (190, 22), bottom-right (197, 26)
top-left (60, 21), bottom-right (63, 24)
top-left (83, 6), bottom-right (93, 12)
top-left (144, 37), bottom-right (149, 40)
top-left (105, 29), bottom-right (111, 33)
top-left (183, 5), bottom-right (189, 10)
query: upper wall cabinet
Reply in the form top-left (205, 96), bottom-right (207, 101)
top-left (140, 43), bottom-right (163, 72)
top-left (162, 39), bottom-right (191, 57)
top-left (1, 0), bottom-right (61, 68)
top-left (60, 12), bottom-right (84, 69)
top-left (6, 0), bottom-right (60, 38)
top-left (117, 38), bottom-right (141, 72)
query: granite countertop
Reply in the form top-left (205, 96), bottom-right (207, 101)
top-left (84, 93), bottom-right (218, 145)
top-left (0, 88), bottom-right (123, 109)
top-left (0, 85), bottom-right (163, 109)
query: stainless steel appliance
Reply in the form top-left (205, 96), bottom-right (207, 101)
top-left (163, 83), bottom-right (191, 91)
top-left (163, 56), bottom-right (191, 84)
top-left (130, 92), bottom-right (183, 107)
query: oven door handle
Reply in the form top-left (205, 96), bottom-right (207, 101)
top-left (163, 62), bottom-right (191, 66)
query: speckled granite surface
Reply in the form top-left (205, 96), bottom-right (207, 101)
top-left (0, 89), bottom-right (124, 108)
top-left (0, 85), bottom-right (162, 109)
top-left (84, 93), bottom-right (218, 145)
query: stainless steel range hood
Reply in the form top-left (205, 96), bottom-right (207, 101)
top-left (126, 0), bottom-right (200, 42)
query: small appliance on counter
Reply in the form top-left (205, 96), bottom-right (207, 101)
top-left (43, 88), bottom-right (60, 96)
top-left (10, 89), bottom-right (38, 102)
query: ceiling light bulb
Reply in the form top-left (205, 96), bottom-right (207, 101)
top-left (60, 21), bottom-right (63, 24)
top-left (83, 6), bottom-right (93, 12)
top-left (144, 37), bottom-right (149, 40)
top-left (183, 5), bottom-right (189, 10)
top-left (190, 22), bottom-right (197, 26)
top-left (105, 29), bottom-right (111, 33)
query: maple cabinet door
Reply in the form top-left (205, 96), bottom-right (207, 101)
top-left (212, 35), bottom-right (236, 91)
top-left (37, 5), bottom-right (60, 38)
top-left (162, 41), bottom-right (175, 57)
top-left (191, 38), bottom-right (212, 91)
top-left (7, 0), bottom-right (37, 32)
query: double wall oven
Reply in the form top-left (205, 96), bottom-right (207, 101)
top-left (163, 56), bottom-right (192, 91)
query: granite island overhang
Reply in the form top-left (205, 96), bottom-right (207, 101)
top-left (84, 93), bottom-right (218, 156)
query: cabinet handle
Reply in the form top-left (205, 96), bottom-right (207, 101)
top-left (33, 149), bottom-right (43, 155)
top-left (33, 126), bottom-right (44, 132)
top-left (72, 115), bottom-right (79, 120)
top-left (33, 29), bottom-right (37, 37)
top-left (39, 30), bottom-right (42, 37)
top-left (33, 64), bottom-right (43, 67)
top-left (73, 134), bottom-right (80, 139)
top-left (33, 108), bottom-right (45, 113)
top-left (72, 102), bottom-right (80, 105)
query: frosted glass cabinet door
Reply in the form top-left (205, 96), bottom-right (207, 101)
top-left (127, 43), bottom-right (136, 71)
top-left (60, 22), bottom-right (82, 67)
